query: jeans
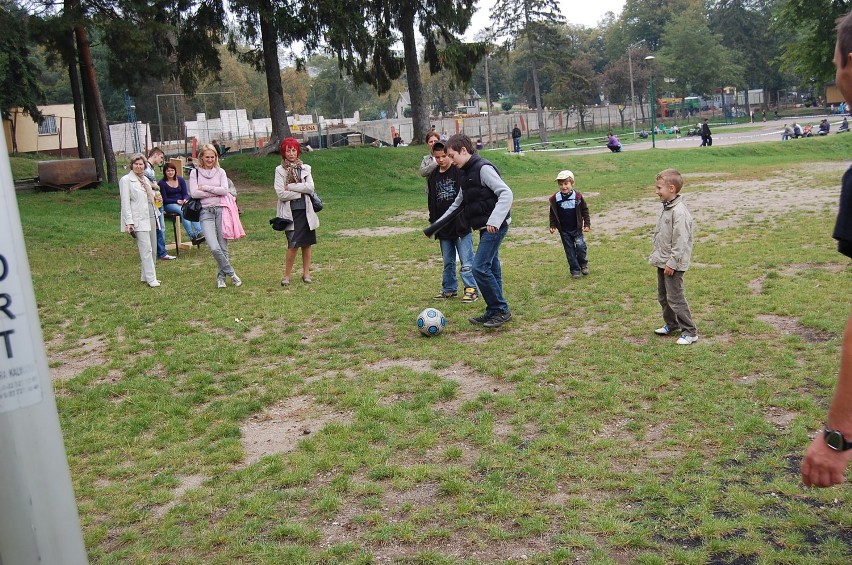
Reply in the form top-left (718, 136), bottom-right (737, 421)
top-left (657, 268), bottom-right (696, 337)
top-left (473, 223), bottom-right (509, 317)
top-left (200, 206), bottom-right (235, 278)
top-left (439, 232), bottom-right (477, 293)
top-left (559, 230), bottom-right (587, 275)
top-left (513, 137), bottom-right (521, 153)
top-left (163, 203), bottom-right (202, 239)
top-left (156, 224), bottom-right (167, 258)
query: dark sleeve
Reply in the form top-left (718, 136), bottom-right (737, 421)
top-left (426, 171), bottom-right (437, 223)
top-left (178, 177), bottom-right (189, 200)
top-left (549, 200), bottom-right (557, 228)
top-left (157, 180), bottom-right (175, 205)
top-left (580, 197), bottom-right (591, 228)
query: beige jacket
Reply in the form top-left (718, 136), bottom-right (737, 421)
top-left (274, 163), bottom-right (319, 231)
top-left (119, 171), bottom-right (155, 232)
top-left (649, 196), bottom-right (693, 272)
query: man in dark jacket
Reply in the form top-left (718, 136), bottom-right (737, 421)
top-left (700, 119), bottom-right (712, 147)
top-left (511, 124), bottom-right (522, 153)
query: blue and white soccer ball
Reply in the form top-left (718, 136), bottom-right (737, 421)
top-left (417, 307), bottom-right (446, 336)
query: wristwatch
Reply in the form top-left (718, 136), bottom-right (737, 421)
top-left (823, 427), bottom-right (852, 451)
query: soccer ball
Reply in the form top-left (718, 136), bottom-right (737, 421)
top-left (417, 308), bottom-right (446, 336)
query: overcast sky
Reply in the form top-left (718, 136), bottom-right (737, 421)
top-left (465, 0), bottom-right (626, 39)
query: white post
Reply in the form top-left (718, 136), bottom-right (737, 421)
top-left (0, 134), bottom-right (88, 564)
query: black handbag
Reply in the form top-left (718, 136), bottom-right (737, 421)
top-left (182, 169), bottom-right (203, 221)
top-left (310, 192), bottom-right (323, 212)
top-left (182, 198), bottom-right (202, 222)
top-left (269, 217), bottom-right (292, 231)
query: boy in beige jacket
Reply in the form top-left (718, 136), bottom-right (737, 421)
top-left (649, 168), bottom-right (697, 344)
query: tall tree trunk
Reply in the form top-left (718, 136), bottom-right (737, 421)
top-left (530, 62), bottom-right (547, 142)
top-left (522, 1), bottom-right (546, 143)
top-left (76, 27), bottom-right (104, 182)
top-left (258, 3), bottom-right (290, 155)
top-left (68, 53), bottom-right (89, 159)
top-left (400, 3), bottom-right (429, 145)
top-left (76, 25), bottom-right (116, 182)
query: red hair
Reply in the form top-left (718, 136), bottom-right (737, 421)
top-left (280, 137), bottom-right (301, 157)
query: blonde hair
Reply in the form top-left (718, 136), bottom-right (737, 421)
top-left (656, 168), bottom-right (684, 193)
top-left (198, 144), bottom-right (220, 168)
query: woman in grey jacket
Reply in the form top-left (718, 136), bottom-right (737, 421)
top-left (275, 138), bottom-right (319, 285)
top-left (119, 154), bottom-right (160, 287)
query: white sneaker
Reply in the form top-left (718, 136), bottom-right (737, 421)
top-left (676, 334), bottom-right (698, 345)
top-left (217, 276), bottom-right (226, 289)
top-left (655, 324), bottom-right (679, 335)
top-left (147, 280), bottom-right (161, 288)
top-left (231, 274), bottom-right (242, 287)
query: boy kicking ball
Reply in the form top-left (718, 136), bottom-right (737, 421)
top-left (650, 169), bottom-right (698, 345)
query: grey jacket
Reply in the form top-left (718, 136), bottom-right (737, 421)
top-left (649, 196), bottom-right (693, 271)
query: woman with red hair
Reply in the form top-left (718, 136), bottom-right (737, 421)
top-left (274, 138), bottom-right (319, 285)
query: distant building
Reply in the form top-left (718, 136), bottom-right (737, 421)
top-left (396, 91), bottom-right (411, 119)
top-left (3, 104), bottom-right (82, 156)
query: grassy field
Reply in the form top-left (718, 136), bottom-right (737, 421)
top-left (16, 137), bottom-right (852, 564)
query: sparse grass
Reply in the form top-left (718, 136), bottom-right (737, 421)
top-left (17, 135), bottom-right (852, 563)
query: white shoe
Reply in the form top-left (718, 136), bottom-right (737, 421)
top-left (231, 274), bottom-right (242, 287)
top-left (147, 280), bottom-right (161, 288)
top-left (217, 276), bottom-right (226, 289)
top-left (655, 324), bottom-right (679, 336)
top-left (676, 334), bottom-right (698, 345)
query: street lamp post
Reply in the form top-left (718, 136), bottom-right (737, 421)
top-left (645, 55), bottom-right (656, 148)
top-left (628, 40), bottom-right (645, 140)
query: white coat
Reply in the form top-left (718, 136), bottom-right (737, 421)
top-left (119, 171), bottom-right (155, 232)
top-left (274, 163), bottom-right (319, 231)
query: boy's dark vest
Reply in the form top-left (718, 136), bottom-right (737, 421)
top-left (460, 154), bottom-right (509, 230)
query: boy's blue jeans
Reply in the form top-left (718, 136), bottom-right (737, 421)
top-left (439, 233), bottom-right (477, 293)
top-left (473, 224), bottom-right (510, 317)
top-left (513, 137), bottom-right (521, 153)
top-left (559, 230), bottom-right (587, 275)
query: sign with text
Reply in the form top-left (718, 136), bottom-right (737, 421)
top-left (0, 194), bottom-right (42, 413)
top-left (291, 124), bottom-right (319, 133)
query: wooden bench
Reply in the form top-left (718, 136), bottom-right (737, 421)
top-left (36, 158), bottom-right (101, 191)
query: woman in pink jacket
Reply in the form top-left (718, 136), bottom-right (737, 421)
top-left (189, 144), bottom-right (242, 288)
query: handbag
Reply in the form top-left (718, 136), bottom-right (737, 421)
top-left (182, 169), bottom-right (204, 222)
top-left (310, 192), bottom-right (323, 212)
top-left (182, 198), bottom-right (203, 222)
top-left (269, 217), bottom-right (292, 231)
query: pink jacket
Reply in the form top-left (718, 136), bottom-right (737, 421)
top-left (220, 193), bottom-right (245, 240)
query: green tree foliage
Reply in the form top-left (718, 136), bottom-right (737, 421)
top-left (0, 1), bottom-right (44, 122)
top-left (657, 11), bottom-right (743, 97)
top-left (774, 0), bottom-right (850, 82)
top-left (709, 0), bottom-right (782, 95)
top-left (306, 0), bottom-right (483, 143)
top-left (491, 0), bottom-right (565, 141)
top-left (620, 0), bottom-right (703, 50)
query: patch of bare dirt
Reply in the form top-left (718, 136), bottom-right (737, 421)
top-left (504, 226), bottom-right (554, 246)
top-left (765, 406), bottom-right (798, 429)
top-left (151, 474), bottom-right (205, 518)
top-left (748, 277), bottom-right (765, 295)
top-left (777, 262), bottom-right (851, 276)
top-left (336, 226), bottom-right (419, 237)
top-left (594, 171), bottom-right (839, 237)
top-left (365, 359), bottom-right (512, 412)
top-left (386, 210), bottom-right (426, 223)
top-left (47, 335), bottom-right (110, 381)
top-left (756, 314), bottom-right (836, 343)
top-left (239, 395), bottom-right (353, 467)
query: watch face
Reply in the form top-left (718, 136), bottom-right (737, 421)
top-left (826, 430), bottom-right (845, 451)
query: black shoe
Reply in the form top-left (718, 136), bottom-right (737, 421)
top-left (469, 313), bottom-right (491, 325)
top-left (483, 311), bottom-right (512, 328)
top-left (192, 234), bottom-right (206, 246)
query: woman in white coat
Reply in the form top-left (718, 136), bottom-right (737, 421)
top-left (275, 137), bottom-right (319, 285)
top-left (119, 153), bottom-right (160, 287)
